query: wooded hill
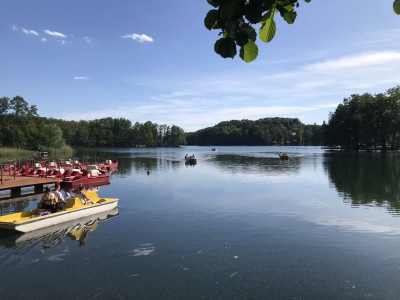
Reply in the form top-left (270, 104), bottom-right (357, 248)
top-left (186, 117), bottom-right (323, 146)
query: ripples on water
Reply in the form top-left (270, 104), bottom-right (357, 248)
top-left (1, 146), bottom-right (400, 299)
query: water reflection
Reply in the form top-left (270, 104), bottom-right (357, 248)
top-left (208, 153), bottom-right (302, 176)
top-left (0, 207), bottom-right (119, 253)
top-left (0, 195), bottom-right (36, 215)
top-left (185, 160), bottom-right (197, 167)
top-left (78, 147), bottom-right (312, 175)
top-left (324, 152), bottom-right (400, 214)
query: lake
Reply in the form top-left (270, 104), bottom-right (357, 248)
top-left (1, 146), bottom-right (400, 299)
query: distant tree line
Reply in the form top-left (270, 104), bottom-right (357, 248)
top-left (0, 96), bottom-right (186, 149)
top-left (325, 86), bottom-right (400, 151)
top-left (3, 85), bottom-right (400, 150)
top-left (187, 117), bottom-right (323, 146)
top-left (52, 118), bottom-right (186, 148)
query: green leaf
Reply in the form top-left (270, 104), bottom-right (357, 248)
top-left (261, 7), bottom-right (274, 22)
top-left (262, 0), bottom-right (275, 11)
top-left (205, 10), bottom-right (220, 30)
top-left (246, 25), bottom-right (257, 42)
top-left (235, 30), bottom-right (249, 46)
top-left (214, 37), bottom-right (237, 58)
top-left (304, 0), bottom-right (311, 3)
top-left (207, 0), bottom-right (220, 8)
top-left (239, 40), bottom-right (258, 62)
top-left (235, 24), bottom-right (256, 46)
top-left (220, 0), bottom-right (243, 20)
top-left (275, 3), bottom-right (294, 18)
top-left (245, 0), bottom-right (263, 23)
top-left (283, 3), bottom-right (295, 12)
top-left (259, 16), bottom-right (276, 43)
top-left (283, 10), bottom-right (297, 24)
top-left (394, 0), bottom-right (400, 14)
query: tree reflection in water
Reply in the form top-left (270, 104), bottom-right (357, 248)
top-left (324, 152), bottom-right (400, 214)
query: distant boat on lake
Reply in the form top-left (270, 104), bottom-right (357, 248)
top-left (279, 152), bottom-right (289, 159)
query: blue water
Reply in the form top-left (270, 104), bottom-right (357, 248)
top-left (1, 146), bottom-right (400, 299)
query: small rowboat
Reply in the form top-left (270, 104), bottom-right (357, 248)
top-left (185, 155), bottom-right (197, 165)
top-left (0, 191), bottom-right (118, 233)
top-left (279, 152), bottom-right (290, 159)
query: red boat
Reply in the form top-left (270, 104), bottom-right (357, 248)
top-left (100, 159), bottom-right (118, 172)
top-left (60, 165), bottom-right (111, 188)
top-left (15, 159), bottom-right (115, 189)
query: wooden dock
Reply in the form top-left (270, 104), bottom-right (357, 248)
top-left (0, 175), bottom-right (59, 194)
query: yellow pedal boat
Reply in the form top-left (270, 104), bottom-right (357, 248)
top-left (0, 191), bottom-right (118, 233)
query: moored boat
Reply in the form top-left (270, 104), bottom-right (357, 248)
top-left (0, 190), bottom-right (118, 233)
top-left (61, 165), bottom-right (111, 188)
top-left (279, 152), bottom-right (290, 159)
top-left (101, 159), bottom-right (118, 171)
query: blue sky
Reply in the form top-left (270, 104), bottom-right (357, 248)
top-left (1, 1), bottom-right (400, 132)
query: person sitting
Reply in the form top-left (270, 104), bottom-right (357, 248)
top-left (38, 186), bottom-right (58, 213)
top-left (76, 184), bottom-right (94, 205)
top-left (53, 183), bottom-right (66, 210)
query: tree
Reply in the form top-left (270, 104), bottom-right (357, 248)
top-left (0, 96), bottom-right (39, 148)
top-left (76, 121), bottom-right (91, 147)
top-left (9, 96), bottom-right (38, 122)
top-left (205, 0), bottom-right (400, 62)
top-left (386, 86), bottom-right (400, 149)
top-left (168, 125), bottom-right (187, 146)
top-left (36, 124), bottom-right (65, 149)
top-left (2, 123), bottom-right (25, 148)
top-left (0, 97), bottom-right (10, 143)
top-left (141, 121), bottom-right (158, 147)
top-left (325, 86), bottom-right (400, 151)
top-left (112, 118), bottom-right (133, 147)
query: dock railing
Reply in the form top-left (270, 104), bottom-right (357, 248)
top-left (0, 160), bottom-right (18, 185)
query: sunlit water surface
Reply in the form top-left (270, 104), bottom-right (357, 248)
top-left (1, 146), bottom-right (400, 299)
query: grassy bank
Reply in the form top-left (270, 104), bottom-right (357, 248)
top-left (47, 145), bottom-right (74, 159)
top-left (0, 145), bottom-right (74, 162)
top-left (0, 147), bottom-right (35, 161)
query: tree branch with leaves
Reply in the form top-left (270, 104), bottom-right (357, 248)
top-left (205, 0), bottom-right (400, 63)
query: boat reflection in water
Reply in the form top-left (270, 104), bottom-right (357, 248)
top-left (0, 207), bottom-right (119, 253)
top-left (184, 160), bottom-right (197, 167)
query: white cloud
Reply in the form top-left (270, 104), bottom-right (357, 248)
top-left (315, 103), bottom-right (339, 109)
top-left (44, 29), bottom-right (66, 38)
top-left (22, 28), bottom-right (39, 36)
top-left (83, 37), bottom-right (92, 43)
top-left (304, 51), bottom-right (400, 72)
top-left (358, 28), bottom-right (400, 48)
top-left (74, 76), bottom-right (89, 80)
top-left (121, 33), bottom-right (153, 43)
top-left (40, 38), bottom-right (47, 42)
top-left (106, 48), bottom-right (400, 131)
top-left (156, 90), bottom-right (195, 99)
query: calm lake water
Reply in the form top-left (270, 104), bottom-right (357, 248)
top-left (1, 146), bottom-right (400, 299)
